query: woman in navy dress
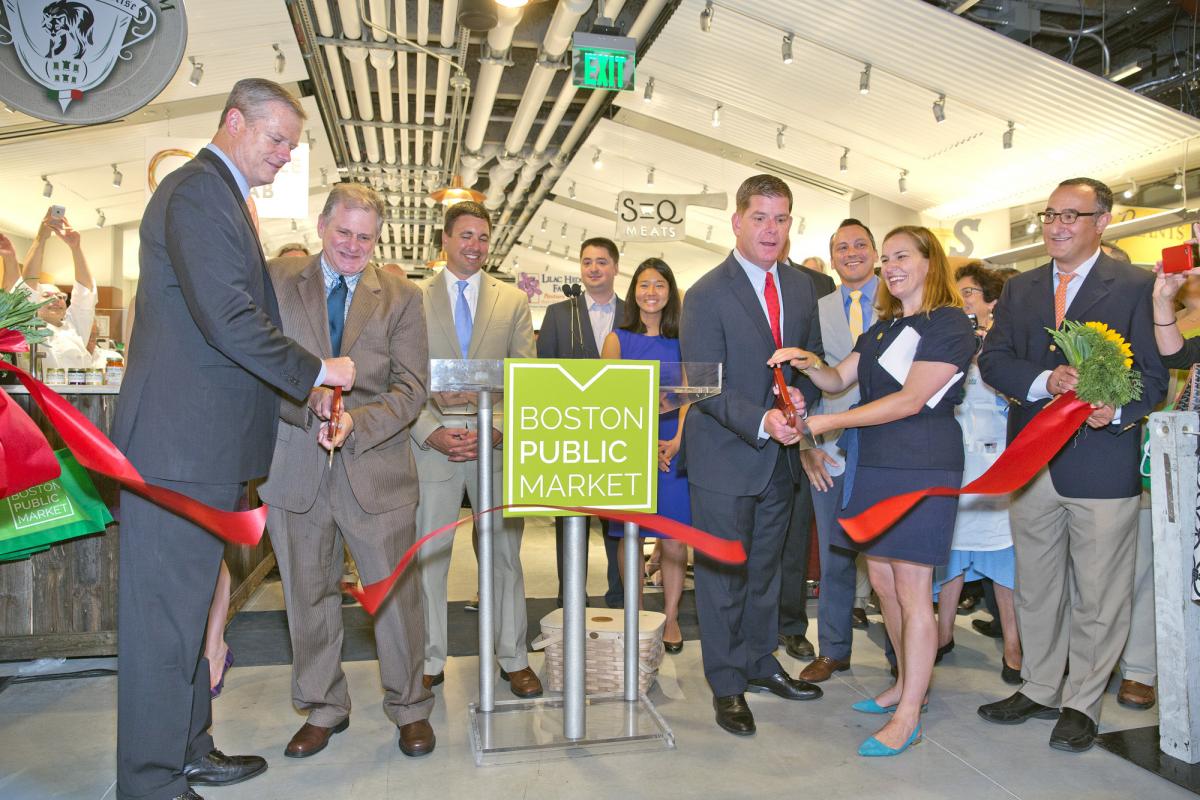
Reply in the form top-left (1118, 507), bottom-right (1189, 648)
top-left (602, 258), bottom-right (690, 653)
top-left (770, 226), bottom-right (976, 757)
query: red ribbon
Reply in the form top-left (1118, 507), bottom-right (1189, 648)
top-left (838, 391), bottom-right (1094, 543)
top-left (0, 344), bottom-right (267, 545)
top-left (350, 505), bottom-right (747, 615)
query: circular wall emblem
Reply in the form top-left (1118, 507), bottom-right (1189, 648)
top-left (0, 0), bottom-right (187, 124)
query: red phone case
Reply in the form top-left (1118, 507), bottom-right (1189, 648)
top-left (1163, 242), bottom-right (1198, 274)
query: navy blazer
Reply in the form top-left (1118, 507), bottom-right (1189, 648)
top-left (536, 293), bottom-right (625, 359)
top-left (681, 255), bottom-right (823, 496)
top-left (113, 148), bottom-right (322, 483)
top-left (978, 253), bottom-right (1167, 499)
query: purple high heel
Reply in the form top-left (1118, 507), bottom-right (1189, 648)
top-left (211, 648), bottom-right (234, 698)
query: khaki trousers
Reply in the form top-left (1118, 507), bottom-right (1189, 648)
top-left (1010, 467), bottom-right (1139, 722)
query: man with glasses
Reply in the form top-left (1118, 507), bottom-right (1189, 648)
top-left (976, 178), bottom-right (1166, 753)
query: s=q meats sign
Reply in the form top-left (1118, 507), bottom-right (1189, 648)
top-left (616, 191), bottom-right (729, 243)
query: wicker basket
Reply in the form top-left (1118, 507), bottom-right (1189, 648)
top-left (532, 608), bottom-right (666, 695)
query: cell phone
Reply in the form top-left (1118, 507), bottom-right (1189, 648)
top-left (966, 313), bottom-right (979, 330)
top-left (49, 205), bottom-right (66, 221)
top-left (1162, 242), bottom-right (1199, 274)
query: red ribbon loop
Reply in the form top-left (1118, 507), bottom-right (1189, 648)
top-left (838, 391), bottom-right (1094, 543)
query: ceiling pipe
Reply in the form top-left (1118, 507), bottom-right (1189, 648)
top-left (463, 5), bottom-right (524, 155)
top-left (394, 0), bottom-right (410, 166)
top-left (429, 1), bottom-right (458, 168)
top-left (1035, 24), bottom-right (1110, 75)
top-left (312, 1), bottom-right (361, 162)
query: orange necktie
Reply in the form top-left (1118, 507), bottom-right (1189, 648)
top-left (1054, 272), bottom-right (1074, 328)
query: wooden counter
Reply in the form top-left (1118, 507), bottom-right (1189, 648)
top-left (0, 386), bottom-right (276, 660)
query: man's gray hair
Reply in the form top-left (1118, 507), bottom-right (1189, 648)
top-left (219, 78), bottom-right (305, 128)
top-left (320, 182), bottom-right (386, 234)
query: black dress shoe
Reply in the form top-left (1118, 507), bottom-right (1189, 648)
top-left (1001, 662), bottom-right (1022, 686)
top-left (934, 639), bottom-right (955, 664)
top-left (1049, 708), bottom-right (1097, 752)
top-left (977, 692), bottom-right (1059, 725)
top-left (972, 618), bottom-right (1003, 639)
top-left (779, 634), bottom-right (815, 660)
top-left (173, 791), bottom-right (204, 800)
top-left (713, 694), bottom-right (755, 736)
top-left (664, 639), bottom-right (683, 654)
top-left (747, 671), bottom-right (823, 701)
top-left (183, 749), bottom-right (267, 787)
top-left (850, 607), bottom-right (869, 629)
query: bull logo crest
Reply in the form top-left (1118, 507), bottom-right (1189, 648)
top-left (0, 0), bottom-right (157, 113)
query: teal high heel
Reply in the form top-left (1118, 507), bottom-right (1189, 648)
top-left (858, 723), bottom-right (922, 757)
top-left (851, 698), bottom-right (929, 715)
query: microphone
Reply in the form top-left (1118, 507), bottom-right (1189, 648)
top-left (563, 283), bottom-right (584, 355)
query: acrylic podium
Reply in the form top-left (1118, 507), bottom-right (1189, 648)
top-left (428, 358), bottom-right (721, 766)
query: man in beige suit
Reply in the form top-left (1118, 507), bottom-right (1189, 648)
top-left (412, 201), bottom-right (542, 697)
top-left (259, 183), bottom-right (435, 760)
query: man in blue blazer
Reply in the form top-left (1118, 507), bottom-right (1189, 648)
top-left (112, 79), bottom-right (355, 800)
top-left (977, 177), bottom-right (1167, 753)
top-left (681, 174), bottom-right (825, 736)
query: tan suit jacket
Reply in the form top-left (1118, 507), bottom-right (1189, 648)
top-left (260, 255), bottom-right (429, 512)
top-left (410, 269), bottom-right (535, 480)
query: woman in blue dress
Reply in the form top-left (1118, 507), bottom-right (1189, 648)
top-left (770, 226), bottom-right (976, 757)
top-left (601, 257), bottom-right (690, 653)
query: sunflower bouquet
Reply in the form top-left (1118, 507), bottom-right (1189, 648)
top-left (1046, 320), bottom-right (1142, 407)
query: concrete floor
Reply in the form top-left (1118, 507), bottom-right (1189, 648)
top-left (0, 517), bottom-right (1189, 800)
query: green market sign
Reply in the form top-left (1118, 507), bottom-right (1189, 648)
top-left (504, 359), bottom-right (657, 516)
top-left (571, 31), bottom-right (635, 92)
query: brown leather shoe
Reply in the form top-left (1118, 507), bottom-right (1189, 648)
top-left (422, 672), bottom-right (444, 690)
top-left (285, 719), bottom-right (349, 758)
top-left (799, 656), bottom-right (850, 683)
top-left (500, 667), bottom-right (544, 698)
top-left (1117, 679), bottom-right (1156, 710)
top-left (398, 719), bottom-right (436, 757)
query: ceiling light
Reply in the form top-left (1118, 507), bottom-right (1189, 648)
top-left (839, 148), bottom-right (849, 172)
top-left (560, 222), bottom-right (568, 238)
top-left (700, 1), bottom-right (714, 33)
top-left (592, 148), bottom-right (602, 169)
top-left (544, 240), bottom-right (552, 254)
top-left (320, 167), bottom-right (328, 188)
top-left (776, 126), bottom-right (786, 150)
top-left (568, 181), bottom-right (576, 199)
top-left (1175, 170), bottom-right (1185, 192)
top-left (932, 94), bottom-right (946, 123)
top-left (111, 163), bottom-right (122, 188)
top-left (711, 103), bottom-right (722, 127)
top-left (41, 175), bottom-right (52, 198)
top-left (1109, 61), bottom-right (1142, 82)
top-left (859, 64), bottom-right (871, 95)
top-left (620, 241), bottom-right (626, 255)
top-left (705, 225), bottom-right (713, 242)
top-left (1002, 121), bottom-right (1014, 150)
top-left (428, 174), bottom-right (485, 207)
top-left (273, 43), bottom-right (285, 74)
top-left (188, 56), bottom-right (203, 87)
top-left (647, 166), bottom-right (655, 186)
top-left (291, 219), bottom-right (298, 231)
top-left (95, 209), bottom-right (105, 229)
top-left (1025, 219), bottom-right (1038, 235)
top-left (580, 228), bottom-right (587, 242)
top-left (782, 34), bottom-right (794, 65)
top-left (1123, 179), bottom-right (1137, 200)
top-left (796, 216), bottom-right (806, 235)
top-left (513, 256), bottom-right (520, 269)
top-left (540, 216), bottom-right (547, 233)
top-left (643, 77), bottom-right (655, 102)
top-left (898, 170), bottom-right (908, 194)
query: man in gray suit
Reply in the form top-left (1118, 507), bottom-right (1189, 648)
top-left (796, 218), bottom-right (881, 683)
top-left (111, 79), bottom-right (355, 800)
top-left (413, 201), bottom-right (542, 698)
top-left (535, 237), bottom-right (625, 607)
top-left (257, 184), bottom-right (434, 760)
top-left (680, 174), bottom-right (824, 736)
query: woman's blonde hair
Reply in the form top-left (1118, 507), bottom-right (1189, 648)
top-left (875, 226), bottom-right (963, 321)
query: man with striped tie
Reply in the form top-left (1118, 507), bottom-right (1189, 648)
top-left (977, 178), bottom-right (1166, 753)
top-left (410, 201), bottom-right (542, 699)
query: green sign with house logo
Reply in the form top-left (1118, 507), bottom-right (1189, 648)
top-left (504, 359), bottom-right (658, 517)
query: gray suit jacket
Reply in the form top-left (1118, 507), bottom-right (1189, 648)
top-left (812, 287), bottom-right (871, 464)
top-left (258, 256), bottom-right (429, 514)
top-left (411, 270), bottom-right (536, 481)
top-left (680, 255), bottom-right (823, 496)
top-left (112, 148), bottom-right (322, 483)
top-left (536, 293), bottom-right (625, 358)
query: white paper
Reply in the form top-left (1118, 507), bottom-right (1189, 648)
top-left (877, 326), bottom-right (963, 408)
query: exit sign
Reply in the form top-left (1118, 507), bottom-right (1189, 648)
top-left (571, 32), bottom-right (636, 92)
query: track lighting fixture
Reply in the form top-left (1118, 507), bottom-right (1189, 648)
top-left (95, 209), bottom-right (105, 228)
top-left (932, 94), bottom-right (946, 123)
top-left (711, 103), bottom-right (722, 127)
top-left (782, 34), bottom-right (793, 65)
top-left (1002, 121), bottom-right (1014, 150)
top-left (859, 64), bottom-right (871, 95)
top-left (111, 163), bottom-right (122, 188)
top-left (540, 216), bottom-right (547, 233)
top-left (568, 181), bottom-right (576, 199)
top-left (700, 1), bottom-right (714, 33)
top-left (898, 170), bottom-right (908, 194)
top-left (560, 222), bottom-right (568, 238)
top-left (41, 175), bottom-right (52, 198)
top-left (776, 126), bottom-right (785, 150)
top-left (1175, 170), bottom-right (1185, 192)
top-left (840, 148), bottom-right (849, 173)
top-left (647, 166), bottom-right (655, 186)
top-left (1025, 218), bottom-right (1038, 235)
top-left (1123, 179), bottom-right (1137, 200)
top-left (643, 77), bottom-right (654, 102)
top-left (188, 56), bottom-right (203, 87)
top-left (592, 149), bottom-right (602, 169)
top-left (273, 43), bottom-right (285, 74)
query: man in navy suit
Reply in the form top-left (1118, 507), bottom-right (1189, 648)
top-left (681, 174), bottom-right (825, 736)
top-left (977, 177), bottom-right (1166, 753)
top-left (536, 237), bottom-right (625, 607)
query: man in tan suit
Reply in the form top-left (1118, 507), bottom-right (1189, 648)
top-left (412, 201), bottom-right (542, 697)
top-left (258, 183), bottom-right (435, 760)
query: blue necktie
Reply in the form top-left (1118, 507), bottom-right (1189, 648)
top-left (455, 280), bottom-right (473, 357)
top-left (327, 274), bottom-right (347, 356)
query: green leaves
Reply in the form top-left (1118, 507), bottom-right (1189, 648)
top-left (1045, 320), bottom-right (1142, 408)
top-left (0, 288), bottom-right (51, 346)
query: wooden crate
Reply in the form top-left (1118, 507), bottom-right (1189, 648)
top-left (533, 608), bottom-right (665, 695)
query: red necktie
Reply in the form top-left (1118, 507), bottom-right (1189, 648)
top-left (764, 272), bottom-right (782, 347)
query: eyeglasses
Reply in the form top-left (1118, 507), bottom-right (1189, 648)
top-left (1036, 209), bottom-right (1100, 224)
top-left (960, 287), bottom-right (984, 297)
